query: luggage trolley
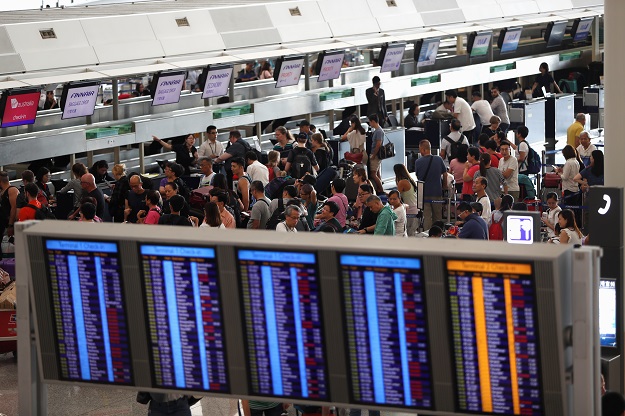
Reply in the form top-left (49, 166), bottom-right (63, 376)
top-left (0, 279), bottom-right (17, 358)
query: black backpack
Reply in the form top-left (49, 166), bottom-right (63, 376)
top-left (291, 148), bottom-right (312, 180)
top-left (173, 178), bottom-right (191, 201)
top-left (443, 135), bottom-right (465, 161)
top-left (525, 143), bottom-right (542, 174)
top-left (265, 198), bottom-right (286, 230)
top-left (26, 203), bottom-right (56, 220)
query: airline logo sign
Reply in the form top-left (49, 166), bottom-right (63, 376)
top-left (318, 55), bottom-right (344, 82)
top-left (2, 91), bottom-right (40, 127)
top-left (276, 59), bottom-right (304, 88)
top-left (381, 46), bottom-right (405, 73)
top-left (153, 73), bottom-right (185, 105)
top-left (62, 84), bottom-right (100, 119)
top-left (574, 19), bottom-right (592, 42)
top-left (202, 67), bottom-right (233, 99)
top-left (470, 33), bottom-right (492, 57)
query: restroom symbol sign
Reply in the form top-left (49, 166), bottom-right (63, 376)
top-left (506, 216), bottom-right (534, 244)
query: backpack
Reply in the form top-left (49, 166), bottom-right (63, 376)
top-left (525, 143), bottom-right (542, 174)
top-left (265, 177), bottom-right (296, 200)
top-left (173, 177), bottom-right (191, 201)
top-left (26, 203), bottom-right (56, 220)
top-left (265, 198), bottom-right (286, 230)
top-left (489, 213), bottom-right (504, 240)
top-left (443, 135), bottom-right (465, 161)
top-left (291, 148), bottom-right (313, 180)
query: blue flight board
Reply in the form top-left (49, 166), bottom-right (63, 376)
top-left (238, 250), bottom-right (328, 400)
top-left (140, 245), bottom-right (228, 392)
top-left (446, 260), bottom-right (542, 415)
top-left (44, 239), bottom-right (132, 384)
top-left (339, 254), bottom-right (433, 409)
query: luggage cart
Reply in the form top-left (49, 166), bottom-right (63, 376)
top-left (0, 308), bottom-right (17, 358)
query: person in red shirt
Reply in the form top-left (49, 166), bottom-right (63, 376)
top-left (18, 183), bottom-right (42, 222)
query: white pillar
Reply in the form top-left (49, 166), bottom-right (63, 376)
top-left (605, 0), bottom-right (625, 396)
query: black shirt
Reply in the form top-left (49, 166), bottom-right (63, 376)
top-left (88, 188), bottom-right (106, 218)
top-left (533, 73), bottom-right (555, 97)
top-left (358, 206), bottom-right (379, 231)
top-left (172, 144), bottom-right (197, 175)
top-left (158, 214), bottom-right (191, 226)
top-left (224, 140), bottom-right (249, 171)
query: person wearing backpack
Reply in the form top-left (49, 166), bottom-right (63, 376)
top-left (489, 194), bottom-right (514, 240)
top-left (18, 183), bottom-right (45, 222)
top-left (285, 133), bottom-right (319, 179)
top-left (516, 126), bottom-right (532, 174)
top-left (456, 201), bottom-right (488, 240)
top-left (440, 119), bottom-right (470, 163)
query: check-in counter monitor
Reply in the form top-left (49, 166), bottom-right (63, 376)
top-left (138, 244), bottom-right (229, 392)
top-left (24, 223), bottom-right (574, 414)
top-left (237, 249), bottom-right (328, 400)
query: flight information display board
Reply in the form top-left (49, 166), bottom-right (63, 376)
top-left (446, 260), bottom-right (542, 414)
top-left (44, 239), bottom-right (132, 384)
top-left (339, 254), bottom-right (433, 409)
top-left (238, 250), bottom-right (328, 400)
top-left (140, 244), bottom-right (228, 392)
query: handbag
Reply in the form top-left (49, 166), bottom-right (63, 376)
top-left (378, 135), bottom-right (395, 160)
top-left (344, 150), bottom-right (364, 164)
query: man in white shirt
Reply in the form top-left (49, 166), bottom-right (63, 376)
top-left (445, 89), bottom-right (476, 140)
top-left (472, 176), bottom-right (491, 224)
top-left (576, 131), bottom-right (596, 167)
top-left (515, 126), bottom-right (530, 174)
top-left (439, 119), bottom-right (470, 163)
top-left (470, 91), bottom-right (494, 125)
top-left (245, 151), bottom-right (269, 186)
top-left (276, 205), bottom-right (302, 232)
top-left (498, 141), bottom-right (520, 202)
top-left (198, 125), bottom-right (225, 159)
top-left (198, 157), bottom-right (215, 187)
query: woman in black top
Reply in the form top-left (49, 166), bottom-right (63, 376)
top-left (532, 62), bottom-right (562, 97)
top-left (404, 104), bottom-right (423, 129)
top-left (310, 133), bottom-right (332, 171)
top-left (152, 134), bottom-right (198, 175)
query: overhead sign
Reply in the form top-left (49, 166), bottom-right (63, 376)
top-left (201, 65), bottom-right (233, 99)
top-left (151, 71), bottom-right (185, 106)
top-left (0, 88), bottom-right (40, 127)
top-left (61, 82), bottom-right (100, 120)
top-left (275, 58), bottom-right (304, 88)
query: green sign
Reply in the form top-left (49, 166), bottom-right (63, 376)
top-left (411, 75), bottom-right (441, 87)
top-left (559, 51), bottom-right (582, 61)
top-left (319, 89), bottom-right (353, 102)
top-left (490, 62), bottom-right (516, 73)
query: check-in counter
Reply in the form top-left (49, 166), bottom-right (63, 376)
top-left (509, 98), bottom-right (546, 145)
top-left (545, 93), bottom-right (575, 139)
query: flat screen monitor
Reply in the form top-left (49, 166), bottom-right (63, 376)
top-left (503, 211), bottom-right (542, 244)
top-left (139, 244), bottom-right (229, 392)
top-left (273, 55), bottom-right (305, 88)
top-left (414, 38), bottom-right (440, 68)
top-left (0, 87), bottom-right (41, 127)
top-left (60, 81), bottom-right (100, 120)
top-left (237, 249), bottom-right (328, 400)
top-left (339, 254), bottom-right (433, 409)
top-left (150, 70), bottom-right (186, 106)
top-left (497, 27), bottom-right (523, 54)
top-left (544, 21), bottom-right (568, 48)
top-left (468, 31), bottom-right (493, 58)
top-left (200, 65), bottom-right (233, 99)
top-left (446, 260), bottom-right (542, 414)
top-left (600, 279), bottom-right (617, 348)
top-left (572, 17), bottom-right (593, 42)
top-left (43, 239), bottom-right (133, 384)
top-left (315, 50), bottom-right (345, 82)
top-left (379, 42), bottom-right (406, 73)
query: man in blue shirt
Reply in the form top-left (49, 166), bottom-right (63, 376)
top-left (413, 139), bottom-right (448, 231)
top-left (456, 201), bottom-right (488, 240)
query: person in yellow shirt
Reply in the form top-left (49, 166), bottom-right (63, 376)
top-left (566, 113), bottom-right (585, 148)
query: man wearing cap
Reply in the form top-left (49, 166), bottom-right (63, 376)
top-left (456, 201), bottom-right (488, 240)
top-left (297, 120), bottom-right (313, 141)
top-left (366, 76), bottom-right (388, 126)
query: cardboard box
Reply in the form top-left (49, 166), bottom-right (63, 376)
top-left (0, 282), bottom-right (16, 310)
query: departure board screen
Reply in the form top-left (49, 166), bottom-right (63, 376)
top-left (44, 239), bottom-right (132, 384)
top-left (446, 260), bottom-right (542, 414)
top-left (339, 254), bottom-right (433, 409)
top-left (140, 244), bottom-right (228, 392)
top-left (238, 249), bottom-right (328, 400)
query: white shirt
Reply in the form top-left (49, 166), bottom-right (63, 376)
top-left (452, 97), bottom-right (476, 132)
top-left (576, 144), bottom-right (597, 159)
top-left (392, 204), bottom-right (407, 237)
top-left (246, 160), bottom-right (270, 186)
top-left (546, 206), bottom-right (562, 239)
top-left (476, 194), bottom-right (491, 225)
top-left (517, 141), bottom-right (529, 172)
top-left (440, 131), bottom-right (470, 160)
top-left (198, 139), bottom-right (225, 159)
top-left (276, 221), bottom-right (297, 232)
top-left (471, 100), bottom-right (494, 124)
top-left (199, 222), bottom-right (225, 229)
top-left (199, 172), bottom-right (215, 187)
top-left (561, 158), bottom-right (580, 193)
top-left (499, 155), bottom-right (519, 192)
